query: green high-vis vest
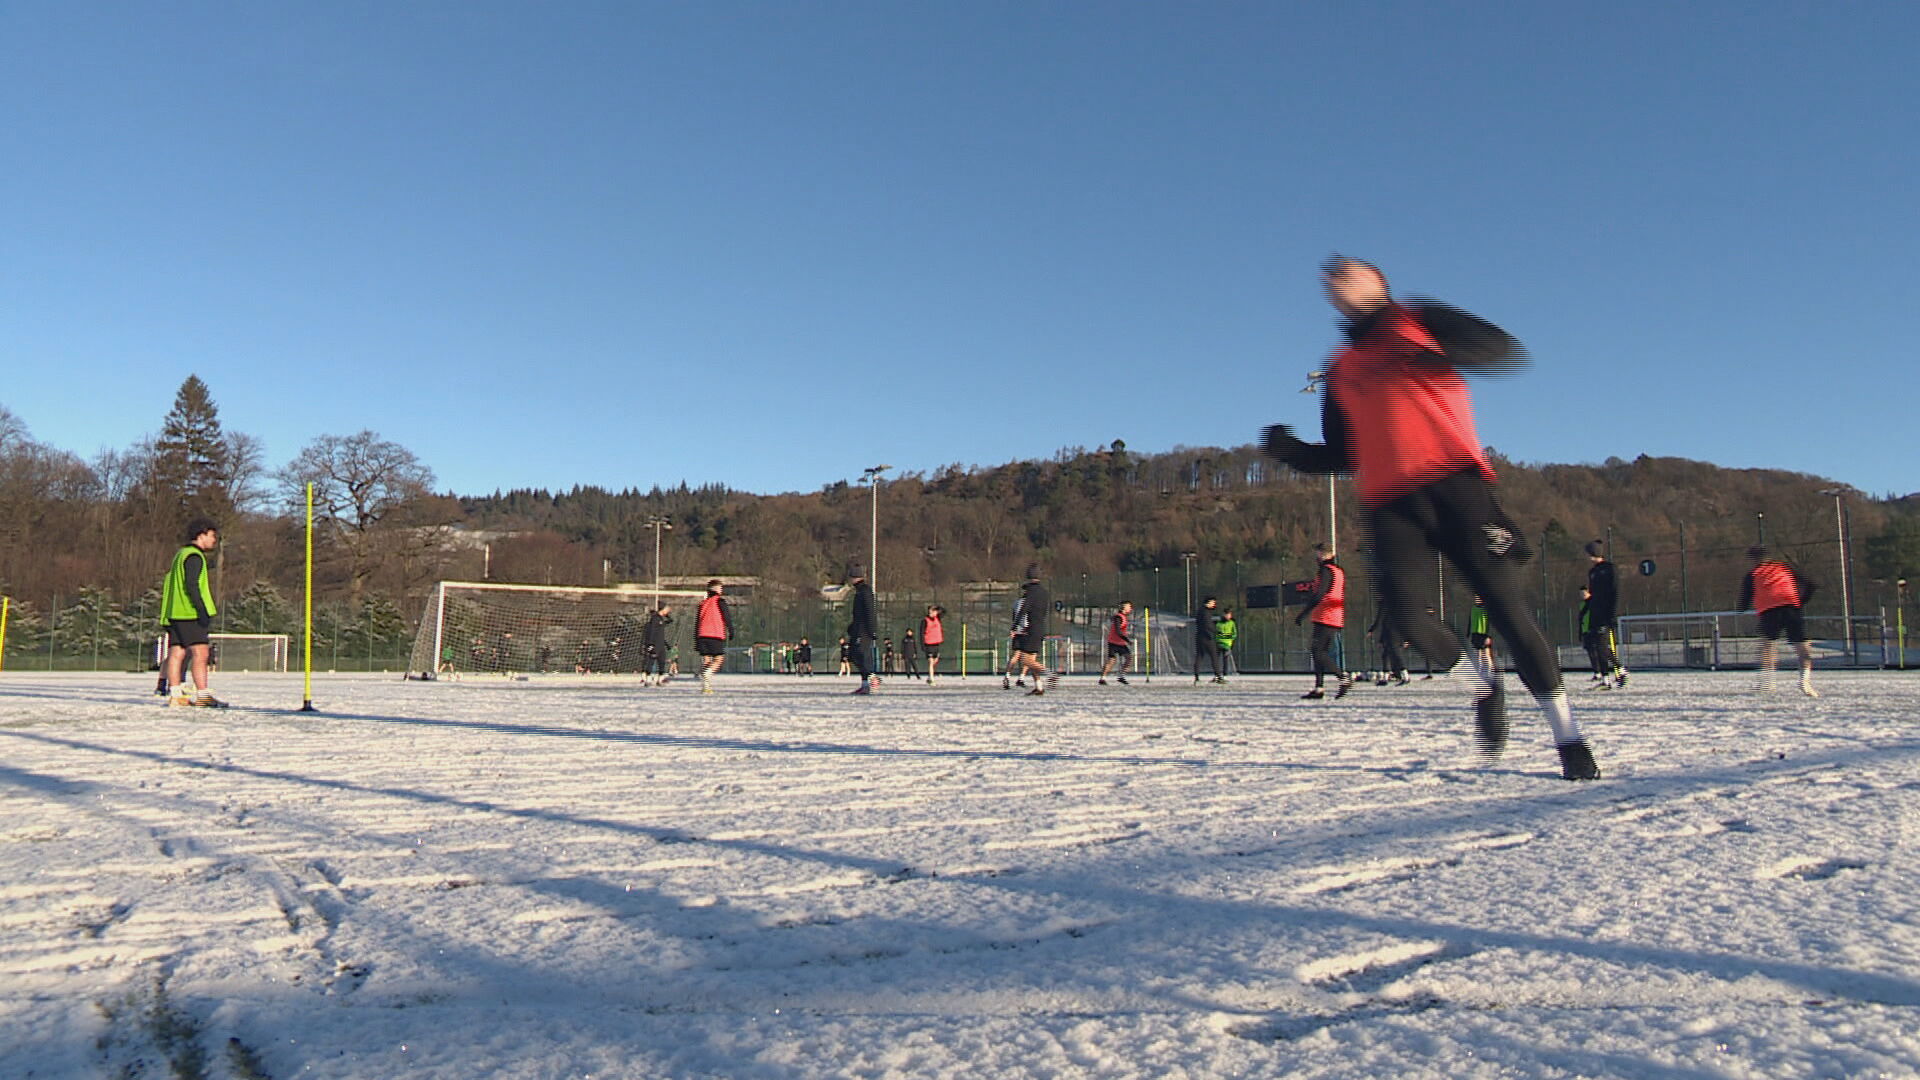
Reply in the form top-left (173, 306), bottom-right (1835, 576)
top-left (160, 545), bottom-right (217, 625)
top-left (1215, 617), bottom-right (1237, 650)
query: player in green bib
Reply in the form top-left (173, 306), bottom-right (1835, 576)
top-left (1214, 608), bottom-right (1238, 679)
top-left (160, 518), bottom-right (224, 707)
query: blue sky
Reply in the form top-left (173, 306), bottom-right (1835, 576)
top-left (3, 2), bottom-right (1914, 499)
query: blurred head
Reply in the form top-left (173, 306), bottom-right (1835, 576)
top-left (1747, 545), bottom-right (1769, 563)
top-left (1321, 255), bottom-right (1389, 318)
top-left (1119, 601), bottom-right (1133, 614)
top-left (707, 579), bottom-right (723, 594)
top-left (1204, 596), bottom-right (1217, 608)
top-left (1585, 541), bottom-right (1605, 561)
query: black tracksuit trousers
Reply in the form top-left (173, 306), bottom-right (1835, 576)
top-left (1365, 469), bottom-right (1563, 698)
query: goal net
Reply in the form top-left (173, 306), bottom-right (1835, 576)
top-left (408, 582), bottom-right (707, 678)
top-left (152, 633), bottom-right (290, 673)
top-left (1613, 610), bottom-right (1889, 670)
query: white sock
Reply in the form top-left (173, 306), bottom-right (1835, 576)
top-left (1536, 687), bottom-right (1583, 745)
top-left (1451, 655), bottom-right (1495, 697)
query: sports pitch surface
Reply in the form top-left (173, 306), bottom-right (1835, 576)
top-left (3, 670), bottom-right (1917, 1078)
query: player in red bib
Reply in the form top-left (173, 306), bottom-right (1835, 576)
top-left (694, 579), bottom-right (733, 694)
top-left (1299, 545), bottom-right (1351, 699)
top-left (1263, 256), bottom-right (1598, 780)
top-left (1098, 601), bottom-right (1134, 685)
top-left (1739, 546), bottom-right (1818, 697)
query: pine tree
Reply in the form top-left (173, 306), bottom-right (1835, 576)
top-left (151, 375), bottom-right (234, 528)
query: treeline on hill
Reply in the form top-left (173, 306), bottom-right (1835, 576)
top-left (4, 380), bottom-right (1920, 667)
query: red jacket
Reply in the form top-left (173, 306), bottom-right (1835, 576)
top-left (1106, 611), bottom-right (1131, 646)
top-left (1325, 304), bottom-right (1496, 508)
top-left (696, 594), bottom-right (731, 640)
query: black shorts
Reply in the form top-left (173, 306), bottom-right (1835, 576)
top-left (922, 644), bottom-right (941, 659)
top-left (1469, 633), bottom-right (1492, 649)
top-left (1758, 606), bottom-right (1806, 644)
top-left (695, 637), bottom-right (727, 657)
top-left (166, 620), bottom-right (211, 648)
top-left (1013, 634), bottom-right (1041, 655)
top-left (1106, 643), bottom-right (1131, 660)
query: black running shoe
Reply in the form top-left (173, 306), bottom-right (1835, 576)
top-left (1098, 678), bottom-right (1108, 686)
top-left (1117, 676), bottom-right (1129, 685)
top-left (1301, 689), bottom-right (1325, 700)
top-left (1027, 686), bottom-right (1045, 696)
top-left (1334, 678), bottom-right (1353, 700)
top-left (1474, 684), bottom-right (1508, 759)
top-left (1557, 738), bottom-right (1601, 780)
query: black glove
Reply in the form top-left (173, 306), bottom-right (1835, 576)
top-left (1261, 424), bottom-right (1308, 462)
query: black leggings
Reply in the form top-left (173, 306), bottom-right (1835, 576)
top-left (1379, 635), bottom-right (1406, 675)
top-left (643, 646), bottom-right (667, 677)
top-left (1194, 639), bottom-right (1224, 678)
top-left (1310, 623), bottom-right (1344, 685)
top-left (1365, 470), bottom-right (1562, 697)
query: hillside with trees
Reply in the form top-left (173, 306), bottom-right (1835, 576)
top-left (2, 381), bottom-right (1916, 668)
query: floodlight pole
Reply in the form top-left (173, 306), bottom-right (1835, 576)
top-left (1181, 552), bottom-right (1198, 615)
top-left (1819, 490), bottom-right (1855, 663)
top-left (863, 465), bottom-right (891, 591)
top-left (1328, 476), bottom-right (1337, 555)
top-left (645, 515), bottom-right (672, 607)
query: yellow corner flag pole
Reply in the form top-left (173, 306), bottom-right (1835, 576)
top-left (300, 482), bottom-right (317, 711)
top-left (1144, 607), bottom-right (1152, 683)
top-left (0, 595), bottom-right (11, 673)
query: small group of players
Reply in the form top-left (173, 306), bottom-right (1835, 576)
top-left (153, 257), bottom-right (1828, 778)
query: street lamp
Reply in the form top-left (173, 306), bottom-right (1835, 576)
top-left (644, 514), bottom-right (672, 607)
top-left (862, 465), bottom-right (891, 591)
top-left (1180, 551), bottom-right (1199, 614)
top-left (1817, 489), bottom-right (1856, 663)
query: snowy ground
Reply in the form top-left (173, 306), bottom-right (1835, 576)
top-left (2, 669), bottom-right (1917, 1080)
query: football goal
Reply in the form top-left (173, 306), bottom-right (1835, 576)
top-left (408, 581), bottom-right (706, 678)
top-left (152, 633), bottom-right (291, 673)
top-left (1613, 610), bottom-right (1890, 669)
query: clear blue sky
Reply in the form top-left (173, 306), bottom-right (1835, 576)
top-left (4, 2), bottom-right (1914, 499)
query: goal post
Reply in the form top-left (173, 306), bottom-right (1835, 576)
top-left (409, 581), bottom-right (706, 678)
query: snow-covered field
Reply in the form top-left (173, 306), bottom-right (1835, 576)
top-left (3, 669), bottom-right (1917, 1079)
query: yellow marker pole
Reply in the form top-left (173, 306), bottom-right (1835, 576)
top-left (300, 482), bottom-right (317, 711)
top-left (961, 622), bottom-right (968, 680)
top-left (0, 596), bottom-right (10, 673)
top-left (1144, 607), bottom-right (1152, 683)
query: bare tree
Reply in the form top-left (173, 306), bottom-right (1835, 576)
top-left (220, 431), bottom-right (269, 514)
top-left (279, 431), bottom-right (443, 602)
